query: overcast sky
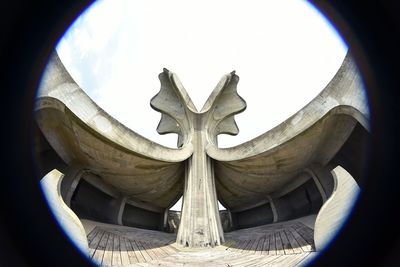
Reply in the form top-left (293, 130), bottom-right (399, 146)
top-left (54, 0), bottom-right (347, 210)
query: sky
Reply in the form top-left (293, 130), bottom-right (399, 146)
top-left (53, 0), bottom-right (347, 211)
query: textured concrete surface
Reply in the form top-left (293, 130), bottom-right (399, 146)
top-left (314, 166), bottom-right (360, 250)
top-left (36, 53), bottom-right (193, 210)
top-left (206, 53), bottom-right (369, 211)
top-left (35, 51), bottom-right (369, 251)
top-left (151, 69), bottom-right (246, 247)
top-left (40, 169), bottom-right (89, 255)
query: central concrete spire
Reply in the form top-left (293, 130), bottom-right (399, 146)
top-left (151, 69), bottom-right (246, 248)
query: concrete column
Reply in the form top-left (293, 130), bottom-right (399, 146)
top-left (117, 197), bottom-right (127, 226)
top-left (267, 195), bottom-right (278, 223)
top-left (226, 209), bottom-right (233, 230)
top-left (305, 164), bottom-right (335, 202)
top-left (151, 69), bottom-right (245, 248)
top-left (177, 131), bottom-right (224, 247)
top-left (60, 166), bottom-right (85, 207)
top-left (163, 208), bottom-right (169, 230)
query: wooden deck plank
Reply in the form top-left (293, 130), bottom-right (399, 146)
top-left (119, 237), bottom-right (131, 266)
top-left (284, 229), bottom-right (304, 254)
top-left (83, 218), bottom-right (316, 266)
top-left (238, 239), bottom-right (251, 251)
top-left (260, 234), bottom-right (270, 255)
top-left (129, 239), bottom-right (146, 263)
top-left (248, 238), bottom-right (261, 254)
top-left (92, 231), bottom-right (108, 265)
top-left (254, 236), bottom-right (265, 255)
top-left (247, 255), bottom-right (283, 267)
top-left (102, 232), bottom-right (114, 266)
top-left (150, 243), bottom-right (168, 258)
top-left (228, 240), bottom-right (241, 252)
top-left (159, 244), bottom-right (178, 256)
top-left (224, 253), bottom-right (263, 266)
top-left (134, 240), bottom-right (153, 262)
top-left (111, 234), bottom-right (121, 266)
top-left (275, 231), bottom-right (285, 255)
top-left (230, 240), bottom-right (246, 252)
top-left (292, 223), bottom-right (315, 248)
top-left (268, 233), bottom-right (277, 255)
top-left (88, 227), bottom-right (102, 258)
top-left (123, 237), bottom-right (138, 264)
top-left (296, 252), bottom-right (316, 266)
top-left (241, 239), bottom-right (255, 253)
top-left (151, 242), bottom-right (169, 258)
top-left (288, 226), bottom-right (313, 252)
top-left (87, 227), bottom-right (99, 243)
top-left (140, 241), bottom-right (157, 260)
top-left (273, 253), bottom-right (309, 267)
top-left (280, 230), bottom-right (295, 255)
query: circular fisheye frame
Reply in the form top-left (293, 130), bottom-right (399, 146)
top-left (34, 0), bottom-right (370, 266)
top-left (0, 0), bottom-right (399, 266)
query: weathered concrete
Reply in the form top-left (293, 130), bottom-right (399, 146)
top-left (40, 169), bottom-right (89, 255)
top-left (150, 68), bottom-right (246, 247)
top-left (314, 166), bottom-right (360, 251)
top-left (35, 50), bottom-right (369, 252)
top-left (206, 53), bottom-right (369, 211)
top-left (36, 53), bottom-right (193, 210)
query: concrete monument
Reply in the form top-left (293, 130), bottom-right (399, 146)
top-left (34, 51), bottom-right (370, 265)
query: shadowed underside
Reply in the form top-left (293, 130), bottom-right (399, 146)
top-left (35, 51), bottom-right (369, 252)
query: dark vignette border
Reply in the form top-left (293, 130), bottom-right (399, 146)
top-left (0, 0), bottom-right (399, 266)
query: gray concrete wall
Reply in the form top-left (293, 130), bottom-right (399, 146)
top-left (231, 203), bottom-right (274, 230)
top-left (314, 165), bottom-right (360, 251)
top-left (34, 123), bottom-right (68, 179)
top-left (329, 122), bottom-right (370, 185)
top-left (40, 169), bottom-right (89, 255)
top-left (122, 204), bottom-right (163, 230)
top-left (274, 178), bottom-right (323, 222)
top-left (70, 179), bottom-right (119, 225)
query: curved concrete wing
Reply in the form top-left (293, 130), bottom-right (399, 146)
top-left (40, 169), bottom-right (89, 255)
top-left (35, 53), bottom-right (193, 208)
top-left (206, 53), bottom-right (369, 210)
top-left (314, 165), bottom-right (360, 251)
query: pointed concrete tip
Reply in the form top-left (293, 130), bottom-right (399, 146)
top-left (230, 70), bottom-right (236, 75)
top-left (163, 68), bottom-right (170, 73)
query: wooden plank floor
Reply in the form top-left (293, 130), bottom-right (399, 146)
top-left (85, 218), bottom-right (316, 266)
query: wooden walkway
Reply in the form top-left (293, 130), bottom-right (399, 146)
top-left (85, 219), bottom-right (316, 266)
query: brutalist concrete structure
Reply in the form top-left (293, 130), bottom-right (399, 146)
top-left (34, 51), bottom-right (370, 255)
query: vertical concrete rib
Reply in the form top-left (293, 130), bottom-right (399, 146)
top-left (267, 195), bottom-right (278, 223)
top-left (117, 197), bottom-right (127, 226)
top-left (61, 166), bottom-right (85, 207)
top-left (305, 168), bottom-right (328, 203)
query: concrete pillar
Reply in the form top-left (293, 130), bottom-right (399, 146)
top-left (177, 130), bottom-right (224, 247)
top-left (305, 164), bottom-right (335, 202)
top-left (151, 69), bottom-right (245, 248)
top-left (267, 195), bottom-right (278, 223)
top-left (60, 166), bottom-right (85, 207)
top-left (163, 208), bottom-right (169, 230)
top-left (117, 197), bottom-right (127, 226)
top-left (226, 209), bottom-right (233, 230)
